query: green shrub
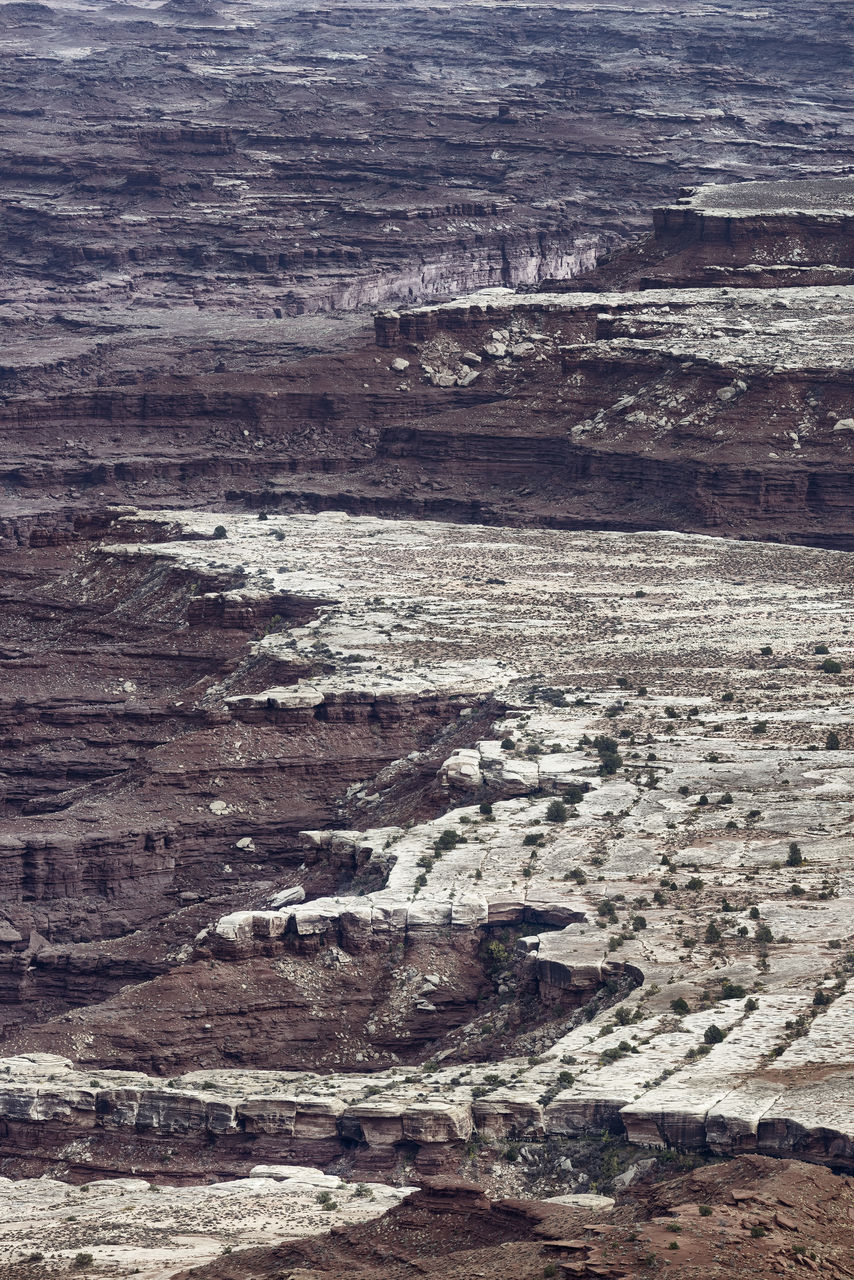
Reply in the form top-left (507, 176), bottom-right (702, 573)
top-left (786, 842), bottom-right (803, 867)
top-left (212, 524), bottom-right (227, 539)
top-left (826, 730), bottom-right (840, 750)
top-left (546, 799), bottom-right (568, 823)
top-left (820, 657), bottom-right (842, 673)
top-left (704, 920), bottom-right (721, 944)
top-left (74, 1256), bottom-right (94, 1270)
top-left (593, 734), bottom-right (623, 775)
top-left (670, 997), bottom-right (690, 1015)
top-left (703, 1024), bottom-right (725, 1045)
top-left (721, 691), bottom-right (734, 702)
top-left (698, 1205), bottom-right (712, 1217)
top-left (479, 801), bottom-right (493, 816)
top-left (563, 784), bottom-right (587, 805)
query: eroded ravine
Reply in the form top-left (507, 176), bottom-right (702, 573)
top-left (0, 509), bottom-right (850, 1204)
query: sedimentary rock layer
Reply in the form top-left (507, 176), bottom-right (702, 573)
top-left (0, 511), bottom-right (850, 1188)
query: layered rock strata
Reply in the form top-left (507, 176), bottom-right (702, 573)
top-left (8, 185), bottom-right (854, 548)
top-left (4, 0), bottom-right (854, 403)
top-left (0, 510), bottom-right (850, 1186)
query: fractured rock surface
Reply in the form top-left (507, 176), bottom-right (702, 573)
top-left (0, 510), bottom-right (850, 1195)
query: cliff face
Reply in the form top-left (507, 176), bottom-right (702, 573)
top-left (5, 284), bottom-right (854, 550)
top-left (0, 538), bottom-right (502, 1048)
top-left (1, 509), bottom-right (852, 1198)
top-left (2, 0), bottom-right (854, 404)
top-left (1, 0), bottom-right (854, 1260)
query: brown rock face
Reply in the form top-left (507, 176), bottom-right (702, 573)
top-left (3, 0), bottom-right (854, 406)
top-left (168, 1156), bottom-right (854, 1280)
top-left (0, 538), bottom-right (500, 1044)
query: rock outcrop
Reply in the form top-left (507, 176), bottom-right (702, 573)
top-left (0, 510), bottom-right (851, 1194)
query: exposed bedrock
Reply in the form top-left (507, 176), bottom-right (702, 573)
top-left (0, 539), bottom-right (503, 1044)
top-left (6, 182), bottom-right (854, 549)
top-left (5, 0), bottom-right (854, 406)
top-left (3, 328), bottom-right (854, 549)
top-left (164, 1157), bottom-right (854, 1280)
top-left (0, 512), bottom-right (852, 1191)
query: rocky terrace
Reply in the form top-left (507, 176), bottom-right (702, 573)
top-left (0, 509), bottom-right (850, 1212)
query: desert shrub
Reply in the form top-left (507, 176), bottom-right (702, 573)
top-left (74, 1256), bottom-right (94, 1270)
top-left (212, 524), bottom-right (227, 539)
top-left (484, 940), bottom-right (511, 972)
top-left (820, 657), bottom-right (842, 673)
top-left (704, 920), bottom-right (721, 944)
top-left (479, 801), bottom-right (493, 816)
top-left (787, 842), bottom-right (803, 867)
top-left (670, 997), bottom-right (690, 1015)
top-left (546, 799), bottom-right (568, 823)
top-left (826, 730), bottom-right (840, 750)
top-left (593, 734), bottom-right (622, 775)
top-left (703, 1024), bottom-right (725, 1045)
top-left (563, 784), bottom-right (588, 805)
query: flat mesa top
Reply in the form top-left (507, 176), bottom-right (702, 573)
top-left (684, 176), bottom-right (854, 215)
